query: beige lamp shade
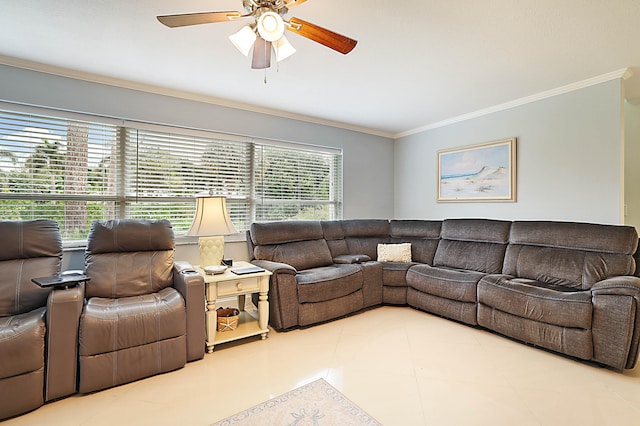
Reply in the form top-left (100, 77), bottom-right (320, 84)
top-left (187, 195), bottom-right (238, 237)
top-left (187, 194), bottom-right (238, 267)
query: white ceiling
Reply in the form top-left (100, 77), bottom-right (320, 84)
top-left (1, 0), bottom-right (640, 138)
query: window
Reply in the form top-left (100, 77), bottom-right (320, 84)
top-left (0, 108), bottom-right (120, 241)
top-left (253, 142), bottom-right (342, 222)
top-left (0, 105), bottom-right (343, 242)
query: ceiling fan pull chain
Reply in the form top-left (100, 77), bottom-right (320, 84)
top-left (264, 69), bottom-right (268, 84)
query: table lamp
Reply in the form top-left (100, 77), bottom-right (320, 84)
top-left (186, 192), bottom-right (238, 267)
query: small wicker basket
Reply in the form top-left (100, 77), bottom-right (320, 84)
top-left (217, 307), bottom-right (240, 332)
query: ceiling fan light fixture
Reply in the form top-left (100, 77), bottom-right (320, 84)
top-left (229, 25), bottom-right (257, 56)
top-left (257, 11), bottom-right (285, 42)
top-left (274, 35), bottom-right (296, 62)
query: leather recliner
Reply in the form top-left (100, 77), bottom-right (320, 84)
top-left (0, 219), bottom-right (83, 420)
top-left (78, 219), bottom-right (205, 393)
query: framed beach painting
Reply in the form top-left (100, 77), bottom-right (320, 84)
top-left (437, 138), bottom-right (516, 202)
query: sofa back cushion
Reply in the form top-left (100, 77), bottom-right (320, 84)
top-left (342, 219), bottom-right (391, 260)
top-left (251, 221), bottom-right (333, 270)
top-left (0, 219), bottom-right (62, 316)
top-left (85, 219), bottom-right (175, 298)
top-left (433, 219), bottom-right (511, 273)
top-left (504, 221), bottom-right (638, 290)
top-left (254, 239), bottom-right (334, 271)
top-left (251, 221), bottom-right (324, 245)
top-left (389, 220), bottom-right (442, 264)
top-left (321, 220), bottom-right (349, 258)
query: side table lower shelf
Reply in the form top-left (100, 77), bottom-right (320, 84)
top-left (213, 310), bottom-right (267, 346)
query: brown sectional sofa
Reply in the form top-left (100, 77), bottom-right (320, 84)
top-left (248, 218), bottom-right (640, 371)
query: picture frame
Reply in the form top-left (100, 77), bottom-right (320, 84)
top-left (437, 138), bottom-right (516, 202)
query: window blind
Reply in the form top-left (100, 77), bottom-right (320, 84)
top-left (0, 105), bottom-right (343, 242)
top-left (123, 128), bottom-right (254, 232)
top-left (253, 143), bottom-right (342, 221)
top-left (0, 108), bottom-right (120, 240)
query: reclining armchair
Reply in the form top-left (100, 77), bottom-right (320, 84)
top-left (78, 219), bottom-right (205, 393)
top-left (0, 219), bottom-right (83, 420)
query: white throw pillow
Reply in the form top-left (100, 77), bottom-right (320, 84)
top-left (377, 243), bottom-right (412, 262)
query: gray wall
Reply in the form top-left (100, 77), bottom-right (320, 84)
top-left (394, 79), bottom-right (625, 225)
top-left (0, 64), bottom-right (395, 221)
top-left (0, 64), bottom-right (394, 264)
top-left (625, 100), bottom-right (640, 229)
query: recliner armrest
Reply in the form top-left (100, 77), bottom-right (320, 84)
top-left (251, 259), bottom-right (297, 275)
top-left (173, 262), bottom-right (205, 362)
top-left (591, 275), bottom-right (640, 369)
top-left (174, 260), bottom-right (198, 274)
top-left (45, 284), bottom-right (84, 401)
top-left (591, 276), bottom-right (640, 296)
top-left (334, 254), bottom-right (372, 264)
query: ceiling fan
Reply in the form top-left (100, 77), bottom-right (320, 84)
top-left (157, 0), bottom-right (358, 69)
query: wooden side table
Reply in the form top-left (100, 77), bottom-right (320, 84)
top-left (198, 261), bottom-right (271, 353)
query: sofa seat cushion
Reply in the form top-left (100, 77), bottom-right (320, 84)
top-left (382, 262), bottom-right (416, 287)
top-left (0, 307), bottom-right (46, 378)
top-left (79, 287), bottom-right (186, 356)
top-left (478, 275), bottom-right (593, 329)
top-left (296, 264), bottom-right (362, 303)
top-left (407, 264), bottom-right (484, 303)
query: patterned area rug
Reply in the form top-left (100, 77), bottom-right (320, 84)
top-left (211, 378), bottom-right (381, 425)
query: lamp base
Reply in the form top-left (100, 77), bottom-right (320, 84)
top-left (199, 235), bottom-right (224, 267)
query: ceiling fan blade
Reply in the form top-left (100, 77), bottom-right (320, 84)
top-left (157, 11), bottom-right (242, 28)
top-left (284, 0), bottom-right (309, 8)
top-left (252, 37), bottom-right (272, 69)
top-left (286, 17), bottom-right (357, 54)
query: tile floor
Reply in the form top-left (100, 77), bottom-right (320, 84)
top-left (5, 306), bottom-right (640, 426)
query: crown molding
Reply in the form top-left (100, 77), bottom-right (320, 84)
top-left (0, 55), bottom-right (395, 139)
top-left (1, 55), bottom-right (630, 141)
top-left (395, 68), bottom-right (631, 139)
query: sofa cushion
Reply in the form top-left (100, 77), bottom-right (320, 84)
top-left (505, 221), bottom-right (638, 290)
top-left (510, 221), bottom-right (638, 255)
top-left (389, 220), bottom-right (441, 265)
top-left (434, 240), bottom-right (507, 274)
top-left (433, 219), bottom-right (511, 274)
top-left (79, 287), bottom-right (186, 356)
top-left (251, 221), bottom-right (324, 246)
top-left (342, 219), bottom-right (390, 237)
top-left (87, 219), bottom-right (175, 254)
top-left (390, 220), bottom-right (442, 239)
top-left (441, 219), bottom-right (511, 243)
top-left (339, 219), bottom-right (391, 259)
top-left (407, 264), bottom-right (484, 303)
top-left (254, 239), bottom-right (334, 271)
top-left (296, 264), bottom-right (362, 303)
top-left (85, 250), bottom-right (175, 299)
top-left (478, 275), bottom-right (593, 329)
top-left (0, 307), bottom-right (46, 378)
top-left (0, 258), bottom-right (59, 317)
top-left (503, 245), bottom-right (636, 290)
top-left (0, 219), bottom-right (61, 316)
top-left (382, 262), bottom-right (416, 287)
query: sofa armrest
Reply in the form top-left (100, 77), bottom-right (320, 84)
top-left (45, 283), bottom-right (84, 401)
top-left (174, 260), bottom-right (197, 274)
top-left (250, 260), bottom-right (298, 330)
top-left (334, 254), bottom-right (372, 264)
top-left (591, 275), bottom-right (640, 369)
top-left (251, 259), bottom-right (297, 275)
top-left (591, 275), bottom-right (640, 295)
top-left (173, 262), bottom-right (205, 362)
